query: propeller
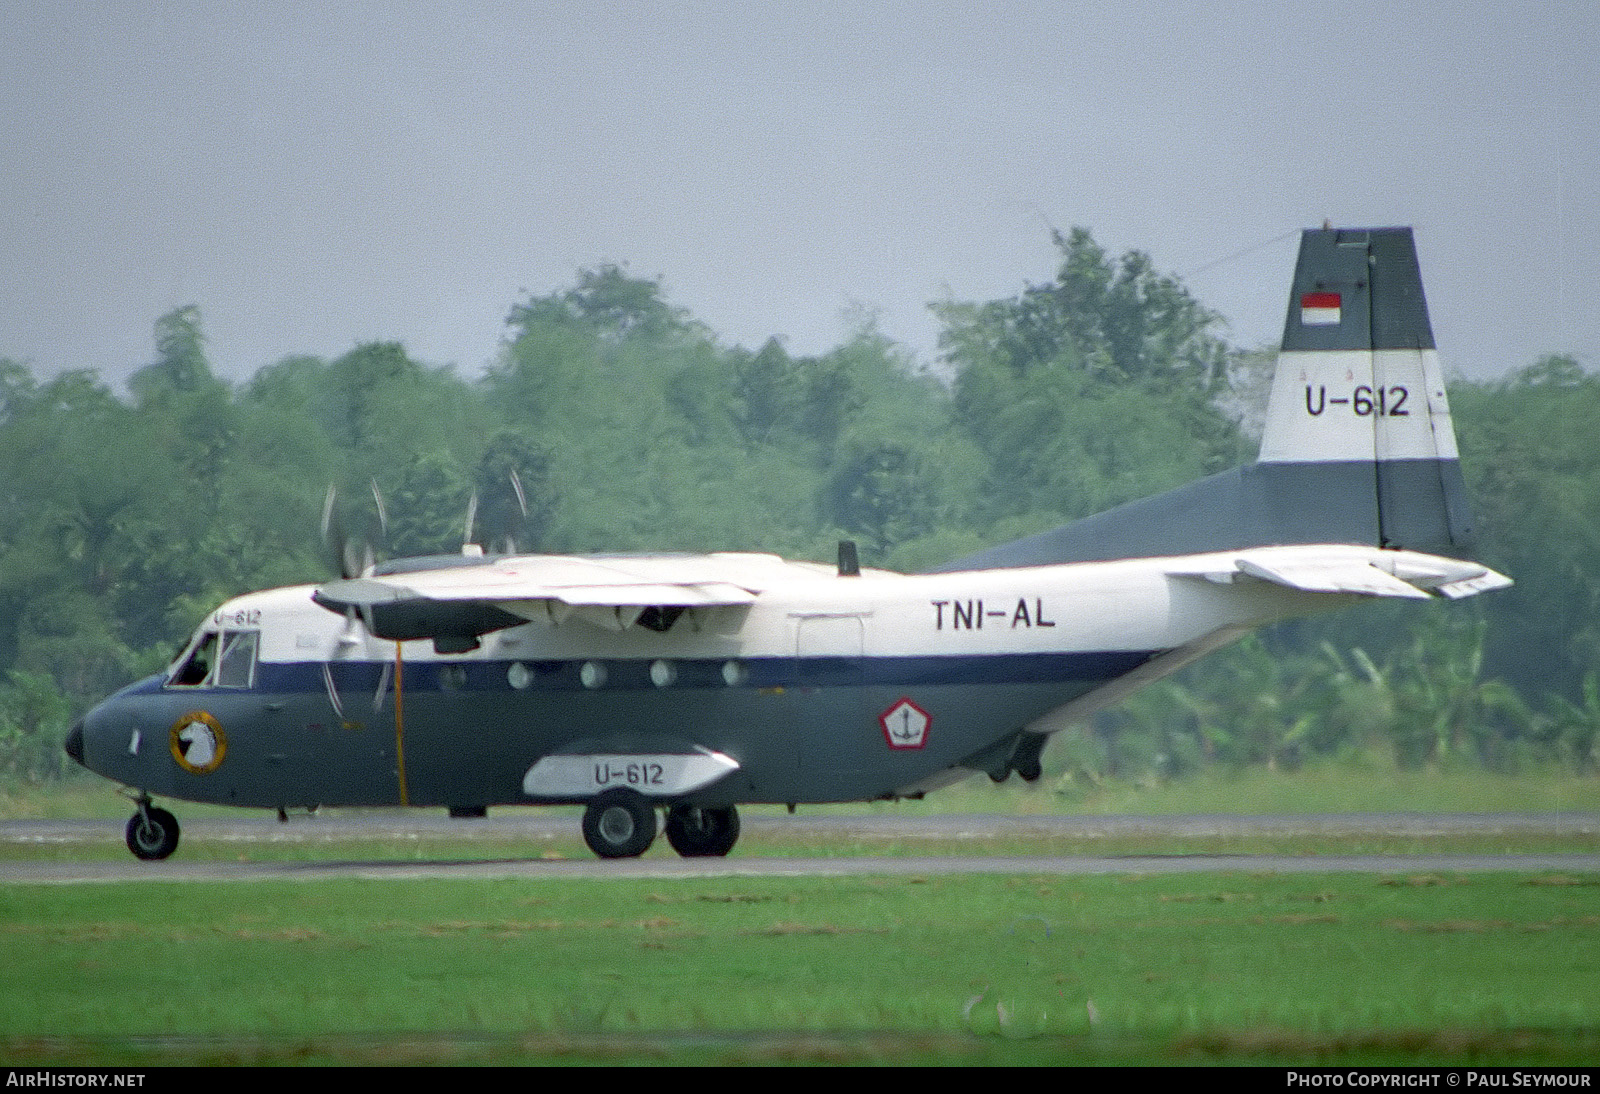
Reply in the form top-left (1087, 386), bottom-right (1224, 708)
top-left (462, 489), bottom-right (479, 554)
top-left (500, 469), bottom-right (529, 555)
top-left (320, 483), bottom-right (385, 655)
top-left (481, 471), bottom-right (530, 556)
top-left (320, 482), bottom-right (387, 580)
top-left (463, 471), bottom-right (535, 556)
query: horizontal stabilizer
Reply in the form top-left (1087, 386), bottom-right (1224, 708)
top-left (1431, 569), bottom-right (1515, 600)
top-left (1233, 555), bottom-right (1430, 599)
top-left (1170, 545), bottom-right (1512, 602)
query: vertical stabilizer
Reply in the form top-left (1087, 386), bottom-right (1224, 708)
top-left (932, 225), bottom-right (1475, 573)
top-left (1261, 227), bottom-right (1473, 547)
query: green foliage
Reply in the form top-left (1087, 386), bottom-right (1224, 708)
top-left (935, 226), bottom-right (1246, 523)
top-left (1452, 355), bottom-right (1600, 702)
top-left (506, 262), bottom-right (694, 344)
top-left (0, 669), bottom-right (74, 782)
top-left (129, 305), bottom-right (217, 403)
top-left (385, 452), bottom-right (473, 557)
top-left (936, 227), bottom-right (1229, 392)
top-left (1077, 611), bottom-right (1553, 784)
top-left (822, 439), bottom-right (936, 556)
top-left (1542, 671), bottom-right (1600, 775)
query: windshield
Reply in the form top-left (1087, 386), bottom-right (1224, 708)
top-left (168, 628), bottom-right (258, 689)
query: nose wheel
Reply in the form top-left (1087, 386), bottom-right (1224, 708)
top-left (125, 801), bottom-right (180, 860)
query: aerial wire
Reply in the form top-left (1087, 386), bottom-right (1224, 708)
top-left (1181, 227), bottom-right (1302, 280)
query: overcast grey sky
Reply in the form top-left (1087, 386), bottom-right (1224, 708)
top-left (3, 1), bottom-right (1594, 386)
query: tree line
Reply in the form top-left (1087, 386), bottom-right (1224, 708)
top-left (1, 231), bottom-right (1595, 783)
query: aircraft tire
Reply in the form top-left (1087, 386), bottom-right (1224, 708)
top-left (125, 807), bottom-right (180, 861)
top-left (581, 790), bottom-right (657, 859)
top-left (664, 804), bottom-right (740, 857)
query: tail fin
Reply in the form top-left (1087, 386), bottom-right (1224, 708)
top-left (1261, 226), bottom-right (1472, 547)
top-left (933, 225), bottom-right (1474, 572)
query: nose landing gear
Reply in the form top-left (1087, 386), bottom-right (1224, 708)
top-left (124, 796), bottom-right (180, 860)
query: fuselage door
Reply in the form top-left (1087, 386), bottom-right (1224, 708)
top-left (794, 613), bottom-right (868, 779)
top-left (794, 613), bottom-right (865, 686)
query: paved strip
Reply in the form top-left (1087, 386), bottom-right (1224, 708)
top-left (5, 851), bottom-right (1600, 884)
top-left (2, 812), bottom-right (1596, 883)
top-left (6, 810), bottom-right (1599, 844)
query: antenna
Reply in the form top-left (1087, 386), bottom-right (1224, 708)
top-left (837, 539), bottom-right (860, 577)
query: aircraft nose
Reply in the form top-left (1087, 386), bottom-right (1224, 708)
top-left (64, 718), bottom-right (86, 767)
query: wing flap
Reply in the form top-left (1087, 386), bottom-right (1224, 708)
top-left (314, 554), bottom-right (772, 641)
top-left (543, 582), bottom-right (757, 608)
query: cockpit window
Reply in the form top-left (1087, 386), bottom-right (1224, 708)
top-left (170, 631), bottom-right (218, 686)
top-left (169, 629), bottom-right (258, 689)
top-left (215, 631), bottom-right (259, 688)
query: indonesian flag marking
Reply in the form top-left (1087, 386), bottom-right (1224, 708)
top-left (1301, 291), bottom-right (1341, 326)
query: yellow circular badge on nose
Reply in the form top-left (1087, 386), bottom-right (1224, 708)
top-left (170, 711), bottom-right (228, 774)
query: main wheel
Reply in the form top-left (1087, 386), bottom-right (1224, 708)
top-left (125, 806), bottom-right (180, 860)
top-left (581, 790), bottom-right (657, 859)
top-left (665, 804), bottom-right (740, 857)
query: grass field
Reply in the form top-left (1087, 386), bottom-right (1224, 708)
top-left (3, 768), bottom-right (1597, 1066)
top-left (2, 871), bottom-right (1598, 1066)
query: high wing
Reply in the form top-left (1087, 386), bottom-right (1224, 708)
top-left (312, 551), bottom-right (823, 646)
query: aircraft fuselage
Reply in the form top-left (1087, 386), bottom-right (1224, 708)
top-left (75, 549), bottom-right (1348, 813)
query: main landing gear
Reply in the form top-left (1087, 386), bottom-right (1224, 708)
top-left (124, 797), bottom-right (180, 860)
top-left (578, 791), bottom-right (741, 859)
top-left (581, 790), bottom-right (657, 858)
top-left (664, 804), bottom-right (740, 857)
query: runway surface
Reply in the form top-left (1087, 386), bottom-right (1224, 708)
top-left (3, 811), bottom-right (1597, 883)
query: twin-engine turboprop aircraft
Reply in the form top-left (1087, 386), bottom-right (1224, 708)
top-left (68, 226), bottom-right (1510, 860)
